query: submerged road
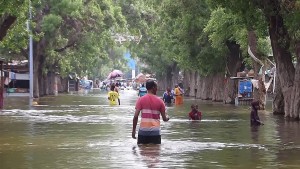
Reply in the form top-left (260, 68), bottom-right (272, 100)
top-left (0, 89), bottom-right (300, 168)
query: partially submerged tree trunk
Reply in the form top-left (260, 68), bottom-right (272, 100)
top-left (291, 43), bottom-right (300, 119)
top-left (224, 40), bottom-right (242, 104)
top-left (33, 42), bottom-right (41, 98)
top-left (211, 73), bottom-right (225, 102)
top-left (196, 75), bottom-right (212, 100)
top-left (183, 69), bottom-right (225, 101)
top-left (273, 74), bottom-right (284, 115)
top-left (182, 70), bottom-right (191, 96)
top-left (157, 62), bottom-right (179, 91)
top-left (187, 70), bottom-right (197, 97)
top-left (266, 6), bottom-right (296, 118)
top-left (59, 77), bottom-right (68, 93)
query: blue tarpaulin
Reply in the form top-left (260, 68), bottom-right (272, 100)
top-left (239, 80), bottom-right (252, 97)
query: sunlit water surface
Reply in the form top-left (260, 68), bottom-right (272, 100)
top-left (1, 89), bottom-right (300, 169)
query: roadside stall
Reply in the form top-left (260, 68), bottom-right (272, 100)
top-left (230, 72), bottom-right (254, 106)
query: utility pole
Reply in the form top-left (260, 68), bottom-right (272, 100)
top-left (27, 0), bottom-right (34, 106)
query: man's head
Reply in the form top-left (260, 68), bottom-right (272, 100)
top-left (251, 101), bottom-right (260, 110)
top-left (166, 87), bottom-right (171, 93)
top-left (110, 84), bottom-right (115, 91)
top-left (146, 80), bottom-right (157, 95)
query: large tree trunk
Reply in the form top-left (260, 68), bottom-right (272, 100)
top-left (46, 71), bottom-right (58, 95)
top-left (188, 70), bottom-right (197, 97)
top-left (193, 73), bottom-right (224, 101)
top-left (267, 9), bottom-right (295, 118)
top-left (196, 75), bottom-right (212, 100)
top-left (211, 73), bottom-right (225, 102)
top-left (33, 42), bottom-right (41, 98)
top-left (39, 72), bottom-right (45, 96)
top-left (44, 73), bottom-right (49, 95)
top-left (224, 41), bottom-right (242, 104)
top-left (291, 43), bottom-right (300, 119)
top-left (248, 30), bottom-right (267, 109)
top-left (59, 77), bottom-right (68, 93)
top-left (182, 70), bottom-right (191, 96)
top-left (157, 62), bottom-right (179, 91)
top-left (273, 72), bottom-right (285, 115)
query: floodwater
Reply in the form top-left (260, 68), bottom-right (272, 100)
top-left (1, 89), bottom-right (300, 169)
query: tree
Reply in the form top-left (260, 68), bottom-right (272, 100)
top-left (0, 0), bottom-right (128, 97)
top-left (206, 0), bottom-right (274, 109)
top-left (256, 0), bottom-right (300, 119)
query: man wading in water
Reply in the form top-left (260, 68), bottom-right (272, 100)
top-left (132, 80), bottom-right (169, 144)
top-left (250, 101), bottom-right (264, 126)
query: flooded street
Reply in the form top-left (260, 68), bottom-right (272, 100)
top-left (1, 89), bottom-right (300, 169)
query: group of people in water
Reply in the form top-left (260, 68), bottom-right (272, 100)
top-left (161, 84), bottom-right (184, 105)
top-left (107, 80), bottom-right (263, 145)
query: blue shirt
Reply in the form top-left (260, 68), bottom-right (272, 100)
top-left (163, 92), bottom-right (173, 103)
top-left (138, 87), bottom-right (147, 97)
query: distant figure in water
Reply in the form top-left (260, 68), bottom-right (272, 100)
top-left (114, 83), bottom-right (120, 105)
top-left (162, 87), bottom-right (173, 104)
top-left (189, 104), bottom-right (202, 120)
top-left (174, 84), bottom-right (183, 105)
top-left (138, 83), bottom-right (147, 97)
top-left (250, 101), bottom-right (264, 126)
top-left (108, 84), bottom-right (119, 106)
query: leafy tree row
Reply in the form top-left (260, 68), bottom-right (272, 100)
top-left (0, 0), bottom-right (129, 97)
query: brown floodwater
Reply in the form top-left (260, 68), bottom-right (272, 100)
top-left (1, 89), bottom-right (300, 169)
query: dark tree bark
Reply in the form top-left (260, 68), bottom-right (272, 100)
top-left (273, 73), bottom-right (284, 115)
top-left (211, 73), bottom-right (225, 102)
top-left (33, 42), bottom-right (41, 98)
top-left (182, 70), bottom-right (191, 96)
top-left (224, 40), bottom-right (242, 104)
top-left (157, 62), bottom-right (179, 91)
top-left (263, 1), bottom-right (296, 118)
top-left (269, 18), bottom-right (295, 118)
top-left (186, 70), bottom-right (197, 97)
top-left (0, 15), bottom-right (17, 41)
top-left (291, 43), bottom-right (300, 119)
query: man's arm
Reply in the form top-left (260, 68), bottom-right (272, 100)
top-left (132, 109), bottom-right (140, 139)
top-left (161, 111), bottom-right (169, 122)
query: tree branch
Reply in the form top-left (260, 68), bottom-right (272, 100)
top-left (0, 15), bottom-right (17, 41)
top-left (54, 41), bottom-right (76, 52)
top-left (248, 45), bottom-right (264, 66)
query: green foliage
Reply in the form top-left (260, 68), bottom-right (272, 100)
top-left (0, 0), bottom-right (280, 82)
top-left (205, 3), bottom-right (271, 68)
top-left (0, 0), bottom-right (28, 58)
top-left (41, 14), bottom-right (62, 33)
top-left (123, 0), bottom-right (227, 76)
top-left (0, 0), bottom-right (129, 80)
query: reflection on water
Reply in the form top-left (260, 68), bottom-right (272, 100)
top-left (1, 89), bottom-right (300, 168)
top-left (132, 145), bottom-right (161, 168)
